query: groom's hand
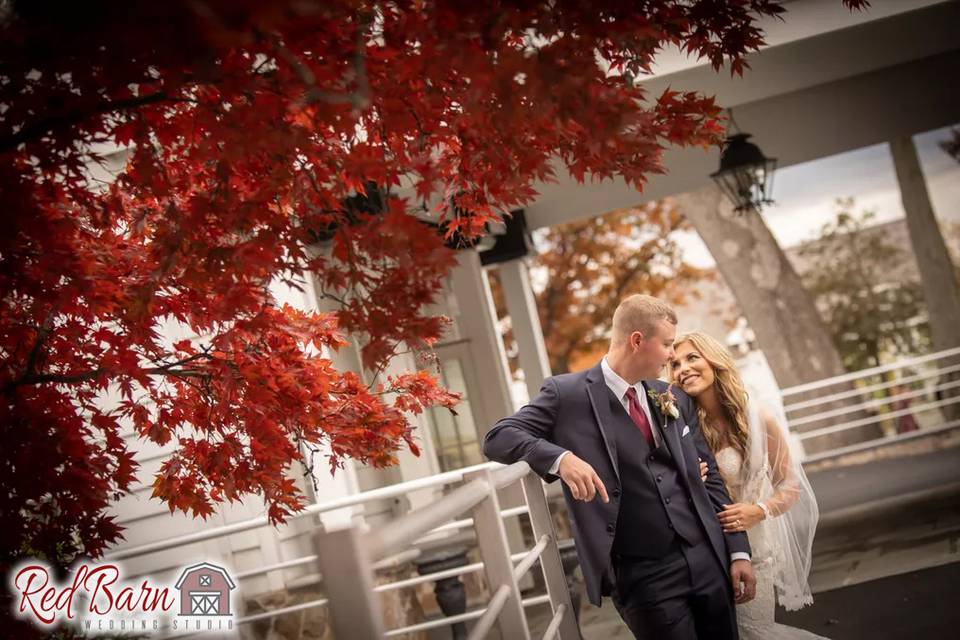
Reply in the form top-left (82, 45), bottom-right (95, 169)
top-left (558, 453), bottom-right (609, 503)
top-left (730, 559), bottom-right (756, 604)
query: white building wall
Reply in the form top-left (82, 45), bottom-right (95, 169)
top-left (104, 275), bottom-right (357, 606)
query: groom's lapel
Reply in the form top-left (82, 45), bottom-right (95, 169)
top-left (585, 365), bottom-right (621, 483)
top-left (642, 380), bottom-right (665, 432)
top-left (643, 380), bottom-right (692, 489)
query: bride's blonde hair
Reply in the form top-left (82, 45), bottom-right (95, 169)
top-left (671, 332), bottom-right (750, 459)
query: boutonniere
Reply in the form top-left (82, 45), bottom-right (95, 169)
top-left (648, 385), bottom-right (680, 420)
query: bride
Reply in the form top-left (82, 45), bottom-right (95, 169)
top-left (670, 332), bottom-right (827, 639)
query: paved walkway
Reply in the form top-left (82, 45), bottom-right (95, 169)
top-left (533, 447), bottom-right (960, 639)
top-left (561, 486), bottom-right (960, 638)
top-left (777, 562), bottom-right (960, 640)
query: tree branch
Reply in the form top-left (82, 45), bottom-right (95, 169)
top-left (268, 19), bottom-right (371, 111)
top-left (23, 314), bottom-right (55, 378)
top-left (0, 91), bottom-right (194, 155)
top-left (5, 351), bottom-right (216, 392)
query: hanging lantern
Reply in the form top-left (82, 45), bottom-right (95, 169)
top-left (710, 133), bottom-right (777, 214)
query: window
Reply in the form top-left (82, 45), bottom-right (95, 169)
top-left (428, 349), bottom-right (483, 472)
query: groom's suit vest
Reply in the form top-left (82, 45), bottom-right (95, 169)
top-left (608, 389), bottom-right (706, 558)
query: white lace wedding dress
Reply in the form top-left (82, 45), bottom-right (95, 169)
top-left (715, 403), bottom-right (829, 639)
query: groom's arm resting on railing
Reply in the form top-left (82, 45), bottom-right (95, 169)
top-left (482, 377), bottom-right (566, 477)
top-left (483, 378), bottom-right (609, 502)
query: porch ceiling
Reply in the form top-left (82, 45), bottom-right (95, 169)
top-left (523, 0), bottom-right (960, 230)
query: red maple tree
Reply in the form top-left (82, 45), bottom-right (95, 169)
top-left (0, 0), bottom-right (868, 571)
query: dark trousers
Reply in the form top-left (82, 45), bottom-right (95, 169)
top-left (611, 541), bottom-right (738, 640)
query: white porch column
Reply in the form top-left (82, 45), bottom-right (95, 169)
top-left (385, 349), bottom-right (445, 512)
top-left (497, 258), bottom-right (552, 400)
top-left (448, 249), bottom-right (516, 430)
top-left (449, 250), bottom-right (533, 573)
top-left (889, 136), bottom-right (960, 352)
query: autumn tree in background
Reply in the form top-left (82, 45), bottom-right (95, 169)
top-left (797, 200), bottom-right (929, 371)
top-left (508, 200), bottom-right (708, 375)
top-left (1, 0), bottom-right (868, 590)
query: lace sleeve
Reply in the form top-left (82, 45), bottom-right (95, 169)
top-left (751, 400), bottom-right (820, 610)
top-left (759, 405), bottom-right (801, 517)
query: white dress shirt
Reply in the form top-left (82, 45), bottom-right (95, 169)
top-left (600, 356), bottom-right (663, 448)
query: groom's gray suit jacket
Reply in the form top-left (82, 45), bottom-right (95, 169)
top-left (482, 363), bottom-right (750, 606)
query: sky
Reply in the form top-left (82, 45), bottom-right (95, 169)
top-left (673, 125), bottom-right (960, 268)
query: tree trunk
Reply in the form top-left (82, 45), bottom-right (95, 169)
top-left (675, 185), bottom-right (846, 387)
top-left (675, 186), bottom-right (875, 451)
top-left (889, 137), bottom-right (960, 350)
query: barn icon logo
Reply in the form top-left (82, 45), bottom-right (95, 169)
top-left (174, 562), bottom-right (236, 617)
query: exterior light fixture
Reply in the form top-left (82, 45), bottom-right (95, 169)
top-left (710, 132), bottom-right (777, 214)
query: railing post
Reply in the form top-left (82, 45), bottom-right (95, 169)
top-left (313, 526), bottom-right (385, 639)
top-left (520, 473), bottom-right (582, 640)
top-left (464, 468), bottom-right (531, 640)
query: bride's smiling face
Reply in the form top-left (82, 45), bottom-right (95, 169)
top-left (671, 342), bottom-right (716, 397)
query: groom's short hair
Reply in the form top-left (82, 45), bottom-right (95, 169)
top-left (611, 294), bottom-right (677, 346)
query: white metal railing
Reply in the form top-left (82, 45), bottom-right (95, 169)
top-left (105, 459), bottom-right (501, 562)
top-left (787, 378), bottom-right (960, 427)
top-left (122, 459), bottom-right (579, 639)
top-left (780, 346), bottom-right (960, 396)
top-left (782, 346), bottom-right (960, 462)
top-left (782, 361), bottom-right (960, 412)
top-left (314, 462), bottom-right (580, 639)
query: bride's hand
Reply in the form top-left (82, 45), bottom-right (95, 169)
top-left (719, 503), bottom-right (765, 532)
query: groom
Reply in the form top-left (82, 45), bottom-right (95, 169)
top-left (483, 294), bottom-right (755, 638)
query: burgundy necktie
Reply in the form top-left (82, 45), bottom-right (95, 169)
top-left (625, 387), bottom-right (655, 447)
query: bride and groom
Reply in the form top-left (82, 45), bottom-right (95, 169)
top-left (483, 294), bottom-right (821, 639)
